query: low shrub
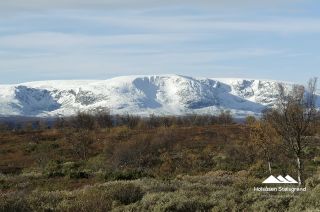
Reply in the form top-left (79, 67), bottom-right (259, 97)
top-left (164, 199), bottom-right (213, 212)
top-left (64, 188), bottom-right (113, 212)
top-left (105, 170), bottom-right (149, 181)
top-left (69, 171), bottom-right (90, 179)
top-left (0, 192), bottom-right (31, 212)
top-left (44, 160), bottom-right (65, 178)
top-left (251, 195), bottom-right (292, 212)
top-left (112, 183), bottom-right (144, 205)
top-left (27, 190), bottom-right (68, 211)
top-left (289, 184), bottom-right (320, 211)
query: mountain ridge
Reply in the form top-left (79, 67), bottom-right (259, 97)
top-left (0, 75), bottom-right (319, 118)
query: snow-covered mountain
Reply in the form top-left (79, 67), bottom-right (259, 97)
top-left (0, 75), bottom-right (319, 118)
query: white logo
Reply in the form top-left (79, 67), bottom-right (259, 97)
top-left (262, 175), bottom-right (298, 184)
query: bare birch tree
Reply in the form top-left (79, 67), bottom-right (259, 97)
top-left (264, 78), bottom-right (318, 185)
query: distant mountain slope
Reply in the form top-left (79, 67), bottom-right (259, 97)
top-left (0, 75), bottom-right (319, 118)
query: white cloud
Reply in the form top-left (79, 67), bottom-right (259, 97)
top-left (0, 0), bottom-right (301, 11)
top-left (0, 47), bottom-right (286, 73)
top-left (81, 15), bottom-right (320, 33)
top-left (0, 32), bottom-right (197, 49)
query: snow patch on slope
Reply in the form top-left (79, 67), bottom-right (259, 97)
top-left (0, 75), bottom-right (318, 118)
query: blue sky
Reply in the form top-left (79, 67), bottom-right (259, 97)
top-left (0, 0), bottom-right (320, 84)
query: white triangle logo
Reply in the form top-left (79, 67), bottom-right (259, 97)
top-left (262, 175), bottom-right (298, 184)
top-left (284, 175), bottom-right (299, 183)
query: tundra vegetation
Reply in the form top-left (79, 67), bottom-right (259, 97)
top-left (1, 81), bottom-right (320, 211)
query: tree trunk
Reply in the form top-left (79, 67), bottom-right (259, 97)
top-left (268, 161), bottom-right (272, 174)
top-left (297, 156), bottom-right (303, 186)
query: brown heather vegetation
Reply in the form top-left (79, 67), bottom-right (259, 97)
top-left (0, 111), bottom-right (319, 212)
